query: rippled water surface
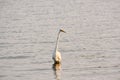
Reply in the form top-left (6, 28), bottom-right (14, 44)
top-left (0, 0), bottom-right (120, 80)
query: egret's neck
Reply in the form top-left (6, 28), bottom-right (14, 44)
top-left (55, 31), bottom-right (60, 51)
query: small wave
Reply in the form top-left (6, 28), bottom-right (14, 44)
top-left (14, 68), bottom-right (51, 72)
top-left (0, 75), bottom-right (6, 78)
top-left (0, 55), bottom-right (31, 60)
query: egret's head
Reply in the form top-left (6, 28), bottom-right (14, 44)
top-left (60, 29), bottom-right (66, 33)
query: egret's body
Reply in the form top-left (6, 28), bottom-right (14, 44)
top-left (52, 50), bottom-right (61, 64)
top-left (52, 29), bottom-right (66, 64)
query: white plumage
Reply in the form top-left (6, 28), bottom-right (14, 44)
top-left (52, 29), bottom-right (66, 64)
top-left (52, 51), bottom-right (61, 63)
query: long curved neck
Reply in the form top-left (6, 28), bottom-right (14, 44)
top-left (55, 31), bottom-right (61, 51)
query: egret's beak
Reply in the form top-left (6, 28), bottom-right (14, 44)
top-left (60, 29), bottom-right (66, 33)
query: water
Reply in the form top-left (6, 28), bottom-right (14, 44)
top-left (0, 0), bottom-right (120, 80)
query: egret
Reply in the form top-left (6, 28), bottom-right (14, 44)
top-left (52, 29), bottom-right (66, 64)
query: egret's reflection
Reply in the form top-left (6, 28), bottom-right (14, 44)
top-left (52, 63), bottom-right (61, 80)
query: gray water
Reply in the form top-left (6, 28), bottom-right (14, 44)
top-left (0, 0), bottom-right (120, 80)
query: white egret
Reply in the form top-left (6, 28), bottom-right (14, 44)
top-left (52, 29), bottom-right (66, 64)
